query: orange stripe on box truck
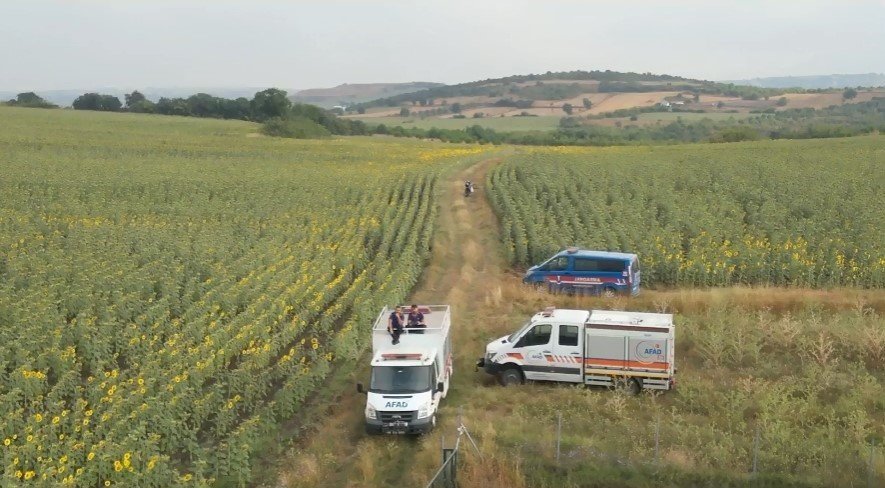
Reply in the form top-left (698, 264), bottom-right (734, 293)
top-left (584, 357), bottom-right (669, 369)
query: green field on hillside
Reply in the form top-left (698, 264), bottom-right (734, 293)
top-left (351, 115), bottom-right (561, 132)
top-left (0, 106), bottom-right (488, 486)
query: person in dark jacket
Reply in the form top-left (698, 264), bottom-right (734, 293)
top-left (406, 304), bottom-right (426, 334)
top-left (387, 306), bottom-right (404, 345)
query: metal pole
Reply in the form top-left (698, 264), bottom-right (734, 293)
top-left (752, 424), bottom-right (760, 477)
top-left (556, 412), bottom-right (562, 466)
top-left (441, 434), bottom-right (445, 462)
top-left (869, 441), bottom-right (875, 488)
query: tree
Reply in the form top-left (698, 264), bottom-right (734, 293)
top-left (220, 97), bottom-right (251, 119)
top-left (400, 107), bottom-right (410, 117)
top-left (716, 101), bottom-right (726, 109)
top-left (125, 91), bottom-right (155, 113)
top-left (125, 91), bottom-right (147, 108)
top-left (582, 98), bottom-right (592, 110)
top-left (562, 103), bottom-right (573, 115)
top-left (155, 97), bottom-right (189, 116)
top-left (450, 102), bottom-right (461, 114)
top-left (357, 106), bottom-right (366, 115)
top-left (7, 92), bottom-right (56, 108)
top-left (186, 93), bottom-right (221, 117)
top-left (776, 97), bottom-right (788, 107)
top-left (843, 88), bottom-right (858, 101)
top-left (250, 88), bottom-right (292, 121)
top-left (72, 93), bottom-right (121, 112)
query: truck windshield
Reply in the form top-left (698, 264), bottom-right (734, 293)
top-left (370, 365), bottom-right (432, 394)
top-left (508, 320), bottom-right (532, 343)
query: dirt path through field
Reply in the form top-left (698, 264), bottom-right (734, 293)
top-left (274, 155), bottom-right (509, 488)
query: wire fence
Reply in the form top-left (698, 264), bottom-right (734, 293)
top-left (424, 410), bottom-right (884, 487)
top-left (425, 409), bottom-right (481, 488)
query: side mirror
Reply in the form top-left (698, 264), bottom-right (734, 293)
top-left (356, 383), bottom-right (365, 394)
top-left (436, 382), bottom-right (444, 393)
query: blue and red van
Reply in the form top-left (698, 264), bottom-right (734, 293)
top-left (522, 248), bottom-right (641, 296)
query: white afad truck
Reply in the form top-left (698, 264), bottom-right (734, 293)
top-left (477, 307), bottom-right (674, 394)
top-left (357, 305), bottom-right (453, 434)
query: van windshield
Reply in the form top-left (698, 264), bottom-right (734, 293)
top-left (508, 320), bottom-right (532, 343)
top-left (370, 365), bottom-right (433, 394)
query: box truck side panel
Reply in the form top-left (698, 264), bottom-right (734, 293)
top-left (584, 334), bottom-right (625, 369)
top-left (627, 336), bottom-right (669, 371)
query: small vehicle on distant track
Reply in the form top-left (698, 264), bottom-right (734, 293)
top-left (477, 307), bottom-right (675, 394)
top-left (522, 247), bottom-right (641, 296)
top-left (464, 180), bottom-right (475, 197)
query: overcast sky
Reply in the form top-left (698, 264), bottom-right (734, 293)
top-left (2, 0), bottom-right (884, 91)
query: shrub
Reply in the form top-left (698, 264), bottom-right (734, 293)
top-left (260, 117), bottom-right (331, 139)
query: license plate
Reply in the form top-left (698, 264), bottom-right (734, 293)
top-left (384, 421), bottom-right (408, 434)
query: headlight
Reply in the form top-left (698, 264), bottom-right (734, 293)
top-left (365, 404), bottom-right (377, 420)
top-left (417, 401), bottom-right (432, 419)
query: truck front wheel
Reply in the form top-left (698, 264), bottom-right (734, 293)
top-left (498, 368), bottom-right (524, 387)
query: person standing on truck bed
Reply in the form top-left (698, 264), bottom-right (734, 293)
top-left (407, 304), bottom-right (426, 334)
top-left (388, 306), bottom-right (404, 345)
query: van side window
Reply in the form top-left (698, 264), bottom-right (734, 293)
top-left (574, 258), bottom-right (597, 271)
top-left (559, 325), bottom-right (579, 346)
top-left (517, 324), bottom-right (552, 347)
top-left (574, 258), bottom-right (626, 272)
top-left (542, 257), bottom-right (568, 271)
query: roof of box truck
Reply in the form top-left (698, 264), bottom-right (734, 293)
top-left (556, 248), bottom-right (637, 261)
top-left (531, 308), bottom-right (590, 324)
top-left (588, 310), bottom-right (673, 328)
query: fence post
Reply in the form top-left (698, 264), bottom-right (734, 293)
top-left (752, 424), bottom-right (760, 477)
top-left (869, 440), bottom-right (876, 488)
top-left (556, 412), bottom-right (562, 466)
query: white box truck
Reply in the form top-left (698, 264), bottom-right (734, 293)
top-left (357, 305), bottom-right (453, 434)
top-left (477, 307), bottom-right (674, 394)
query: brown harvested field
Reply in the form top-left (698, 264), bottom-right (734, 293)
top-left (779, 90), bottom-right (885, 109)
top-left (587, 91), bottom-right (681, 113)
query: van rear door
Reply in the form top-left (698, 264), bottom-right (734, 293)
top-left (629, 258), bottom-right (641, 295)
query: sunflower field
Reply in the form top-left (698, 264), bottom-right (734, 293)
top-left (488, 137), bottom-right (884, 287)
top-left (0, 107), bottom-right (487, 486)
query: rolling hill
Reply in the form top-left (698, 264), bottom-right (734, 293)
top-left (341, 70), bottom-right (885, 133)
top-left (290, 82), bottom-right (443, 108)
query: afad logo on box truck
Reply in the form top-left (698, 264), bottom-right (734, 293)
top-left (635, 341), bottom-right (664, 363)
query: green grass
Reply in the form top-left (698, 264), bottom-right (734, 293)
top-left (350, 115), bottom-right (562, 132)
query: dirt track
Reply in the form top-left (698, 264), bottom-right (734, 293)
top-left (274, 156), bottom-right (507, 487)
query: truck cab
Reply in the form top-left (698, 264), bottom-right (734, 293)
top-left (523, 247), bottom-right (641, 297)
top-left (358, 305), bottom-right (452, 435)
